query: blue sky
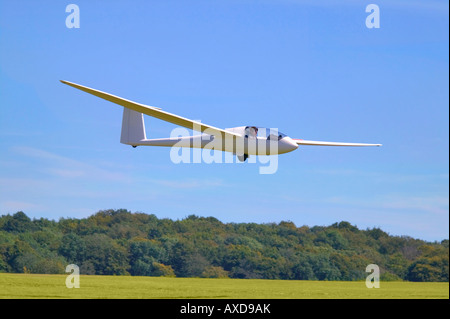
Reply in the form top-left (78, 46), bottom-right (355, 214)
top-left (0, 0), bottom-right (448, 241)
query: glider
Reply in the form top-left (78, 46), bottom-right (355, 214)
top-left (60, 80), bottom-right (381, 161)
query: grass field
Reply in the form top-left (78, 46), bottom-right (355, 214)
top-left (0, 273), bottom-right (448, 299)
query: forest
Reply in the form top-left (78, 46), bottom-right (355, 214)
top-left (0, 209), bottom-right (448, 282)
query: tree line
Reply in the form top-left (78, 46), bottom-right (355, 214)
top-left (0, 210), bottom-right (448, 282)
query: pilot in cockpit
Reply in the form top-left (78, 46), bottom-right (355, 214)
top-left (244, 126), bottom-right (258, 138)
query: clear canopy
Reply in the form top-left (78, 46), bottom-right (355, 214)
top-left (244, 126), bottom-right (287, 140)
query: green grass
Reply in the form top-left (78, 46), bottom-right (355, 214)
top-left (0, 273), bottom-right (448, 299)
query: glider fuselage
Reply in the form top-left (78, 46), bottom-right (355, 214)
top-left (129, 126), bottom-right (299, 156)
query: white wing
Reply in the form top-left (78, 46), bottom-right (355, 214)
top-left (60, 80), bottom-right (241, 139)
top-left (293, 139), bottom-right (381, 147)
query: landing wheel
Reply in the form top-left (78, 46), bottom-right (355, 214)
top-left (237, 154), bottom-right (249, 162)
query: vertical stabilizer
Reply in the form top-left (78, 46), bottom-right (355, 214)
top-left (120, 108), bottom-right (146, 145)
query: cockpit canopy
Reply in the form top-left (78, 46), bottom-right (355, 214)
top-left (244, 126), bottom-right (287, 141)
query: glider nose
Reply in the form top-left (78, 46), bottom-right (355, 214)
top-left (279, 137), bottom-right (298, 154)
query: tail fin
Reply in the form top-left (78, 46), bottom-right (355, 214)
top-left (120, 107), bottom-right (146, 146)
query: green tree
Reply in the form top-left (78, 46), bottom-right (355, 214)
top-left (128, 239), bottom-right (167, 276)
top-left (83, 234), bottom-right (129, 275)
top-left (152, 262), bottom-right (176, 277)
top-left (2, 212), bottom-right (34, 233)
top-left (58, 233), bottom-right (86, 264)
top-left (0, 210), bottom-right (448, 281)
top-left (201, 266), bottom-right (229, 278)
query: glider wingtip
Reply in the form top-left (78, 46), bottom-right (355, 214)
top-left (60, 80), bottom-right (79, 86)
